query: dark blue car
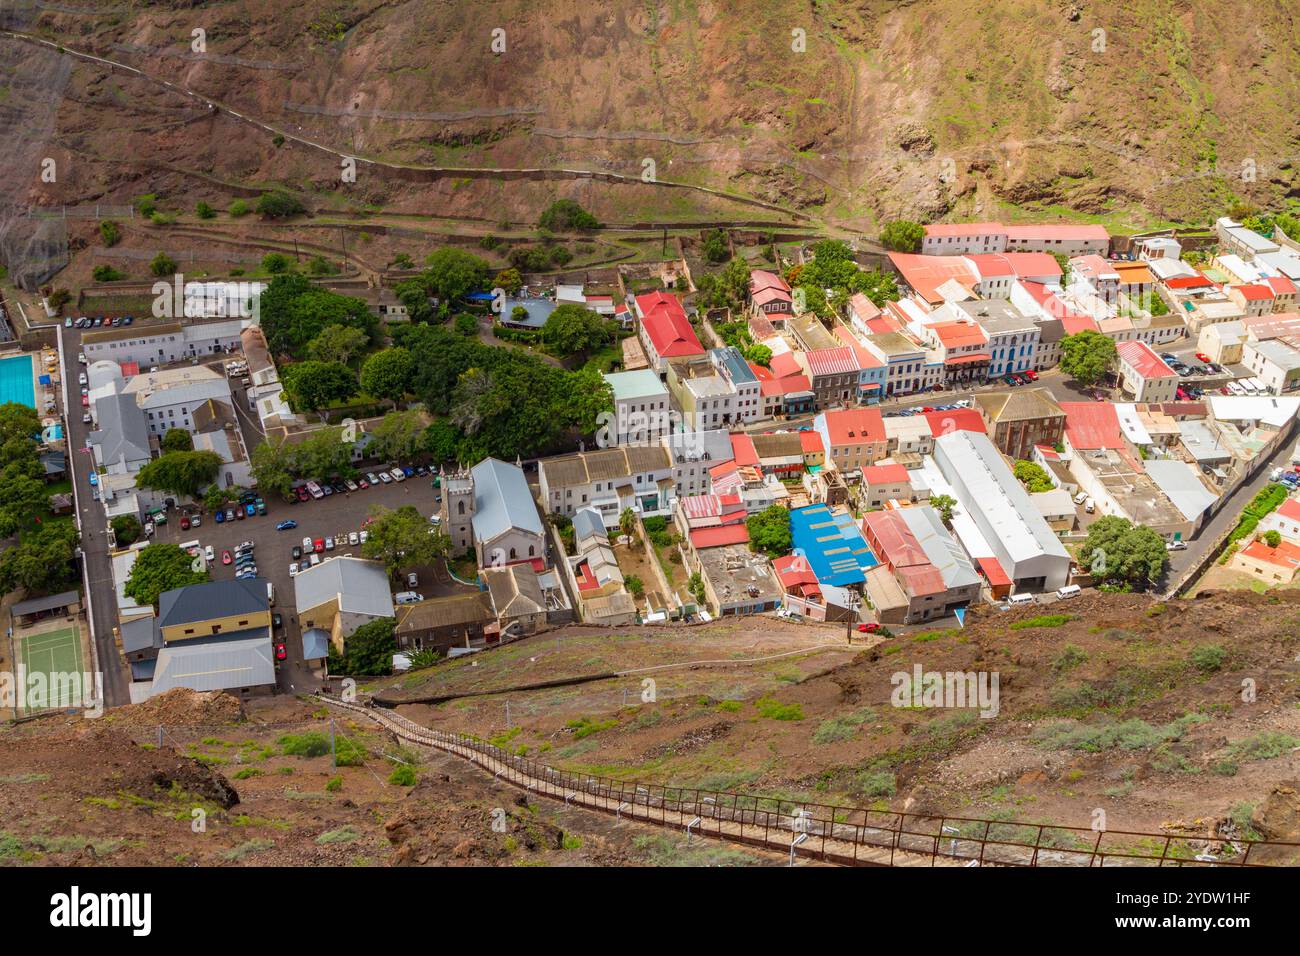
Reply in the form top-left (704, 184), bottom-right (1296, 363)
top-left (276, 519), bottom-right (297, 531)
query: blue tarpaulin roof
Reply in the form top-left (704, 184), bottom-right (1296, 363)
top-left (788, 504), bottom-right (877, 588)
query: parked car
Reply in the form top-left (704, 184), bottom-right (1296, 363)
top-left (289, 562), bottom-right (300, 576)
top-left (348, 531), bottom-right (359, 546)
top-left (1166, 540), bottom-right (1188, 551)
top-left (366, 472), bottom-right (380, 485)
top-left (345, 479), bottom-right (358, 492)
top-left (390, 468), bottom-right (406, 482)
top-left (235, 507), bottom-right (245, 520)
top-left (191, 515), bottom-right (201, 528)
top-left (359, 530), bottom-right (369, 544)
top-left (295, 485), bottom-right (311, 502)
top-left (325, 536), bottom-right (335, 551)
top-left (314, 538), bottom-right (325, 553)
top-left (272, 612), bottom-right (283, 629)
top-left (1196, 352), bottom-right (1211, 363)
top-left (222, 550), bottom-right (232, 565)
top-left (180, 516), bottom-right (191, 530)
top-left (378, 471), bottom-right (393, 484)
top-left (204, 545), bottom-right (215, 562)
top-left (275, 643), bottom-right (287, 661)
top-left (394, 591), bottom-right (423, 605)
top-left (309, 553), bottom-right (322, 566)
top-left (406, 572), bottom-right (419, 589)
top-left (302, 536), bottom-right (313, 551)
top-left (215, 510), bottom-right (225, 524)
top-left (291, 545), bottom-right (302, 560)
top-left (276, 519), bottom-right (297, 531)
top-left (856, 622), bottom-right (881, 633)
top-left (402, 466), bottom-right (415, 478)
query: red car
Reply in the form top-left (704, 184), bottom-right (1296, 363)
top-left (856, 622), bottom-right (881, 633)
top-left (295, 486), bottom-right (310, 502)
top-left (313, 537), bottom-right (325, 553)
top-left (274, 643), bottom-right (287, 661)
top-left (180, 516), bottom-right (191, 530)
top-left (221, 550), bottom-right (232, 565)
top-left (1196, 352), bottom-right (1211, 363)
top-left (81, 395), bottom-right (89, 407)
top-left (1025, 369), bottom-right (1039, 381)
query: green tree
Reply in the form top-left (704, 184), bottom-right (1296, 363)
top-left (99, 220), bottom-right (121, 247)
top-left (250, 438), bottom-right (295, 500)
top-left (262, 252), bottom-right (293, 274)
top-left (1264, 530), bottom-right (1282, 548)
top-left (538, 199), bottom-right (600, 232)
top-left (1060, 330), bottom-right (1118, 388)
top-left (229, 199), bottom-right (250, 217)
top-left (454, 313), bottom-right (478, 336)
top-left (1079, 515), bottom-right (1169, 590)
top-left (879, 220), bottom-right (924, 253)
top-left (695, 257), bottom-right (751, 312)
top-left (746, 504), bottom-right (792, 557)
top-left (160, 428), bottom-right (193, 453)
top-left (333, 617), bottom-right (397, 676)
top-left (359, 347), bottom-right (415, 405)
top-left (110, 514), bottom-right (142, 546)
top-left (542, 304), bottom-right (615, 355)
top-left (701, 228), bottom-right (730, 263)
top-left (92, 265), bottom-right (127, 282)
top-left (255, 190), bottom-right (306, 218)
top-left (280, 360), bottom-right (358, 411)
top-left (1013, 460), bottom-right (1054, 493)
top-left (493, 268), bottom-right (523, 295)
top-left (361, 505), bottom-right (451, 577)
top-left (257, 274), bottom-right (377, 358)
top-left (930, 494), bottom-right (957, 524)
top-left (0, 467), bottom-right (51, 538)
top-left (365, 409), bottom-right (426, 463)
top-left (0, 522), bottom-right (79, 594)
top-left (423, 420), bottom-right (461, 464)
top-left (292, 426), bottom-right (356, 480)
top-left (421, 248), bottom-right (492, 310)
top-left (307, 324), bottom-right (368, 365)
top-left (195, 201), bottom-right (215, 220)
top-left (124, 542), bottom-right (210, 607)
top-left (150, 252), bottom-right (177, 277)
top-left (625, 574), bottom-right (645, 597)
top-left (619, 507), bottom-right (637, 540)
top-left (135, 450), bottom-right (224, 498)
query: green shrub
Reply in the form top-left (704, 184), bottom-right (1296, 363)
top-left (1011, 614), bottom-right (1073, 630)
top-left (1190, 644), bottom-right (1227, 673)
top-left (325, 776), bottom-right (342, 792)
top-left (1031, 715), bottom-right (1207, 752)
top-left (812, 708), bottom-right (874, 744)
top-left (855, 769), bottom-right (896, 798)
top-left (1052, 644), bottom-right (1088, 674)
top-left (388, 765), bottom-right (417, 786)
top-left (755, 697), bottom-right (803, 721)
top-left (566, 716), bottom-right (618, 739)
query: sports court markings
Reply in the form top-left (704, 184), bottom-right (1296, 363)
top-left (17, 624), bottom-right (85, 709)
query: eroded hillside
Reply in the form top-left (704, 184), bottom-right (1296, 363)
top-left (3, 0), bottom-right (1299, 230)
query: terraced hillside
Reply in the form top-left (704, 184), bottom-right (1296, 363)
top-left (2, 0), bottom-right (1299, 232)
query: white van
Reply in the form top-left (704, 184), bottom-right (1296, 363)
top-left (1056, 584), bottom-right (1082, 599)
top-left (1227, 380), bottom-right (1246, 396)
top-left (1073, 490), bottom-right (1088, 506)
top-left (1009, 593), bottom-right (1036, 606)
top-left (266, 581), bottom-right (275, 607)
top-left (1084, 497), bottom-right (1096, 514)
top-left (394, 591), bottom-right (423, 605)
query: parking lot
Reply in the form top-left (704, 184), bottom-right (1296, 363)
top-left (150, 467), bottom-right (462, 692)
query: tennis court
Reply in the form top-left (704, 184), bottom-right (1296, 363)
top-left (18, 624), bottom-right (85, 709)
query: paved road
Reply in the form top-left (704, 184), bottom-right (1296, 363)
top-left (58, 324), bottom-right (131, 708)
top-left (152, 473), bottom-right (471, 693)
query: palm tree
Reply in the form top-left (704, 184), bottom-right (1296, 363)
top-left (619, 507), bottom-right (637, 541)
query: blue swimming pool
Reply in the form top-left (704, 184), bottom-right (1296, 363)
top-left (0, 353), bottom-right (35, 409)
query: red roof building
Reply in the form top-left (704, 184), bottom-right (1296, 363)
top-left (921, 408), bottom-right (986, 436)
top-left (688, 524), bottom-right (750, 550)
top-left (635, 291), bottom-right (704, 369)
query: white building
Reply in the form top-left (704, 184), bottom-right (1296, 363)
top-left (81, 318), bottom-right (247, 367)
top-left (1242, 339), bottom-right (1300, 395)
top-left (931, 430), bottom-right (1072, 593)
top-left (120, 365), bottom-right (233, 438)
top-left (1116, 340), bottom-right (1179, 404)
top-left (602, 369), bottom-right (671, 445)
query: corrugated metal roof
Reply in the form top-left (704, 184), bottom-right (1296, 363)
top-left (150, 635), bottom-right (274, 694)
top-left (158, 578), bottom-right (269, 629)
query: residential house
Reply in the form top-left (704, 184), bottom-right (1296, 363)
top-left (1243, 339), bottom-right (1300, 395)
top-left (294, 557), bottom-right (394, 655)
top-left (797, 346), bottom-right (860, 409)
top-left (859, 463), bottom-right (913, 509)
top-left (749, 269), bottom-right (793, 318)
top-left (1229, 537), bottom-right (1300, 584)
top-left (1116, 340), bottom-right (1179, 403)
top-left (394, 592), bottom-right (497, 654)
top-left (539, 445), bottom-right (674, 528)
top-left (602, 369), bottom-right (671, 445)
top-left (860, 507), bottom-right (981, 624)
top-left (634, 291), bottom-right (704, 371)
top-left (813, 407), bottom-right (887, 477)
